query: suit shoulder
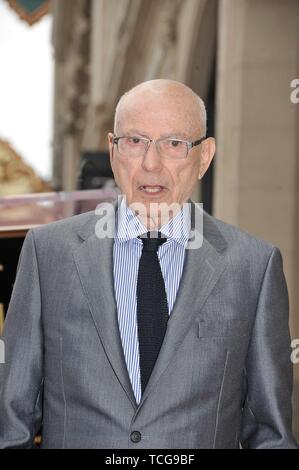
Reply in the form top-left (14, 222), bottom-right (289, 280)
top-left (203, 211), bottom-right (276, 258)
top-left (29, 210), bottom-right (96, 244)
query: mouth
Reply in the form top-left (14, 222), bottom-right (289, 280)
top-left (138, 185), bottom-right (167, 195)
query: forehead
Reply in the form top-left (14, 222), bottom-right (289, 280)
top-left (115, 89), bottom-right (201, 136)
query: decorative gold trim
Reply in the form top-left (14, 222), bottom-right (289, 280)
top-left (0, 304), bottom-right (4, 336)
top-left (0, 228), bottom-right (32, 239)
top-left (0, 139), bottom-right (52, 195)
top-left (34, 435), bottom-right (42, 446)
top-left (6, 0), bottom-right (51, 26)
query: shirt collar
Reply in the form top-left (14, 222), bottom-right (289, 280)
top-left (114, 196), bottom-right (191, 247)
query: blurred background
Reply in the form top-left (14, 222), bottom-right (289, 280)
top-left (0, 0), bottom-right (298, 441)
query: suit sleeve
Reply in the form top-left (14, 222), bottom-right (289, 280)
top-left (240, 247), bottom-right (298, 448)
top-left (0, 229), bottom-right (44, 449)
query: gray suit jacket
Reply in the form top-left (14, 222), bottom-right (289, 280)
top-left (0, 201), bottom-right (298, 448)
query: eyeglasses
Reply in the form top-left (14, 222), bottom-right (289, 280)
top-left (112, 135), bottom-right (206, 160)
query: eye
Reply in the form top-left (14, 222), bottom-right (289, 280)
top-left (128, 137), bottom-right (141, 145)
top-left (169, 140), bottom-right (182, 147)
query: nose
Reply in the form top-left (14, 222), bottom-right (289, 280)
top-left (141, 140), bottom-right (162, 172)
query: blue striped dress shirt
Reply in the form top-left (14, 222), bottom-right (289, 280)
top-left (113, 198), bottom-right (191, 404)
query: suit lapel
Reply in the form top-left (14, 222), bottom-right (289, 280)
top-left (73, 201), bottom-right (138, 410)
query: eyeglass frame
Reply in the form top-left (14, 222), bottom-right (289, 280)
top-left (112, 135), bottom-right (207, 159)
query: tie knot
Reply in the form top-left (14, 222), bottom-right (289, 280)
top-left (139, 231), bottom-right (167, 252)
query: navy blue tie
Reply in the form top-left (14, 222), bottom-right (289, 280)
top-left (136, 232), bottom-right (169, 394)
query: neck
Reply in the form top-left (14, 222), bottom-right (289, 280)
top-left (134, 205), bottom-right (183, 230)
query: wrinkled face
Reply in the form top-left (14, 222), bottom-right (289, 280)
top-left (108, 86), bottom-right (215, 224)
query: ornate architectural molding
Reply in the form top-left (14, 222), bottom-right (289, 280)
top-left (52, 0), bottom-right (91, 190)
top-left (6, 0), bottom-right (51, 26)
top-left (0, 140), bottom-right (52, 196)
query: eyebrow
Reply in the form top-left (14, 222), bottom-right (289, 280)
top-left (122, 129), bottom-right (191, 140)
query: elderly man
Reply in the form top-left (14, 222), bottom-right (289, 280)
top-left (0, 80), bottom-right (298, 449)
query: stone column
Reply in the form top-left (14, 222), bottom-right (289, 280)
top-left (214, 0), bottom-right (299, 439)
top-left (52, 0), bottom-right (91, 191)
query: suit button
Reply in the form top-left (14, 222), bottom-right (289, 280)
top-left (130, 431), bottom-right (141, 443)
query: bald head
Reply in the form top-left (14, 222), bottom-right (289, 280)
top-left (114, 79), bottom-right (207, 138)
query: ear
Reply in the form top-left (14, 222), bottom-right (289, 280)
top-left (108, 132), bottom-right (115, 167)
top-left (198, 137), bottom-right (216, 179)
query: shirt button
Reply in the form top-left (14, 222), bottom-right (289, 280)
top-left (130, 431), bottom-right (142, 443)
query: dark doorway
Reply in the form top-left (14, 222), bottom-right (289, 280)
top-left (202, 61), bottom-right (216, 215)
